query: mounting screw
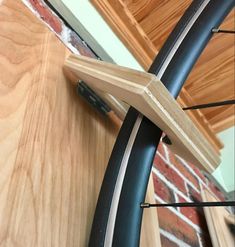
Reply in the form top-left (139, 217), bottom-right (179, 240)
top-left (162, 135), bottom-right (172, 145)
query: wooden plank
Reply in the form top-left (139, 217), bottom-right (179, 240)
top-left (207, 105), bottom-right (235, 133)
top-left (0, 1), bottom-right (115, 246)
top-left (0, 1), bottom-right (160, 246)
top-left (124, 0), bottom-right (162, 22)
top-left (139, 0), bottom-right (190, 49)
top-left (201, 189), bottom-right (235, 247)
top-left (225, 214), bottom-right (235, 226)
top-left (64, 54), bottom-right (220, 173)
top-left (91, 0), bottom-right (157, 70)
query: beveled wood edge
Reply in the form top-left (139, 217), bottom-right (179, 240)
top-left (212, 114), bottom-right (235, 133)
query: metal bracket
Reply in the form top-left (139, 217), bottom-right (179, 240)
top-left (77, 80), bottom-right (111, 115)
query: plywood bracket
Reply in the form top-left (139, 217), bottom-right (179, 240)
top-left (64, 54), bottom-right (220, 173)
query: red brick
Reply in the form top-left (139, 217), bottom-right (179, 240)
top-left (170, 153), bottom-right (207, 185)
top-left (187, 185), bottom-right (203, 202)
top-left (165, 145), bottom-right (176, 163)
top-left (154, 155), bottom-right (187, 194)
top-left (157, 207), bottom-right (200, 246)
top-left (208, 181), bottom-right (225, 201)
top-left (160, 235), bottom-right (178, 247)
top-left (178, 195), bottom-right (200, 225)
top-left (187, 161), bottom-right (207, 183)
top-left (200, 174), bottom-right (225, 201)
top-left (178, 195), bottom-right (208, 230)
top-left (173, 156), bottom-right (200, 189)
top-left (152, 173), bottom-right (175, 203)
top-left (70, 32), bottom-right (97, 58)
top-left (157, 141), bottom-right (166, 158)
top-left (29, 0), bottom-right (62, 34)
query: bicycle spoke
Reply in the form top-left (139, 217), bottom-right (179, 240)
top-left (141, 201), bottom-right (235, 208)
top-left (212, 28), bottom-right (235, 34)
top-left (183, 99), bottom-right (235, 110)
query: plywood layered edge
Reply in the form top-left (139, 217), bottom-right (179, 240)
top-left (64, 54), bottom-right (220, 173)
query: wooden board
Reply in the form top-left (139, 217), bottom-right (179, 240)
top-left (0, 1), bottom-right (160, 246)
top-left (202, 189), bottom-right (235, 247)
top-left (64, 54), bottom-right (220, 173)
top-left (90, 0), bottom-right (157, 70)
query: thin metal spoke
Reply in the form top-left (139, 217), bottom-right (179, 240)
top-left (141, 201), bottom-right (235, 208)
top-left (212, 28), bottom-right (235, 34)
top-left (183, 99), bottom-right (235, 111)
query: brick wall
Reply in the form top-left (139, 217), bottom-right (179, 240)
top-left (154, 141), bottom-right (225, 247)
top-left (22, 1), bottom-right (226, 246)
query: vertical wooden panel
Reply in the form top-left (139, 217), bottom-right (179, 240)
top-left (0, 1), bottom-right (118, 246)
top-left (0, 1), bottom-right (160, 246)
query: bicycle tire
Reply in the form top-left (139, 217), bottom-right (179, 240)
top-left (89, 1), bottom-right (234, 246)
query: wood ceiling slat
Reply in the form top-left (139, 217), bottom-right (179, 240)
top-left (186, 52), bottom-right (234, 102)
top-left (204, 105), bottom-right (234, 120)
top-left (139, 0), bottom-right (191, 50)
top-left (185, 12), bottom-right (234, 92)
top-left (91, 0), bottom-right (157, 70)
top-left (178, 88), bottom-right (223, 151)
top-left (181, 10), bottom-right (234, 131)
top-left (123, 0), bottom-right (163, 22)
top-left (210, 106), bottom-right (235, 133)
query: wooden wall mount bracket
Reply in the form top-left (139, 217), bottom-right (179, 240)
top-left (64, 54), bottom-right (220, 173)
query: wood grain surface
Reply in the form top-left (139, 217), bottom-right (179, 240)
top-left (0, 1), bottom-right (160, 246)
top-left (64, 54), bottom-right (220, 173)
top-left (202, 189), bottom-right (235, 247)
top-left (90, 0), bottom-right (157, 70)
top-left (177, 89), bottom-right (223, 153)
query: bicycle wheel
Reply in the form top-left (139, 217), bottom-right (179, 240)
top-left (89, 0), bottom-right (234, 246)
